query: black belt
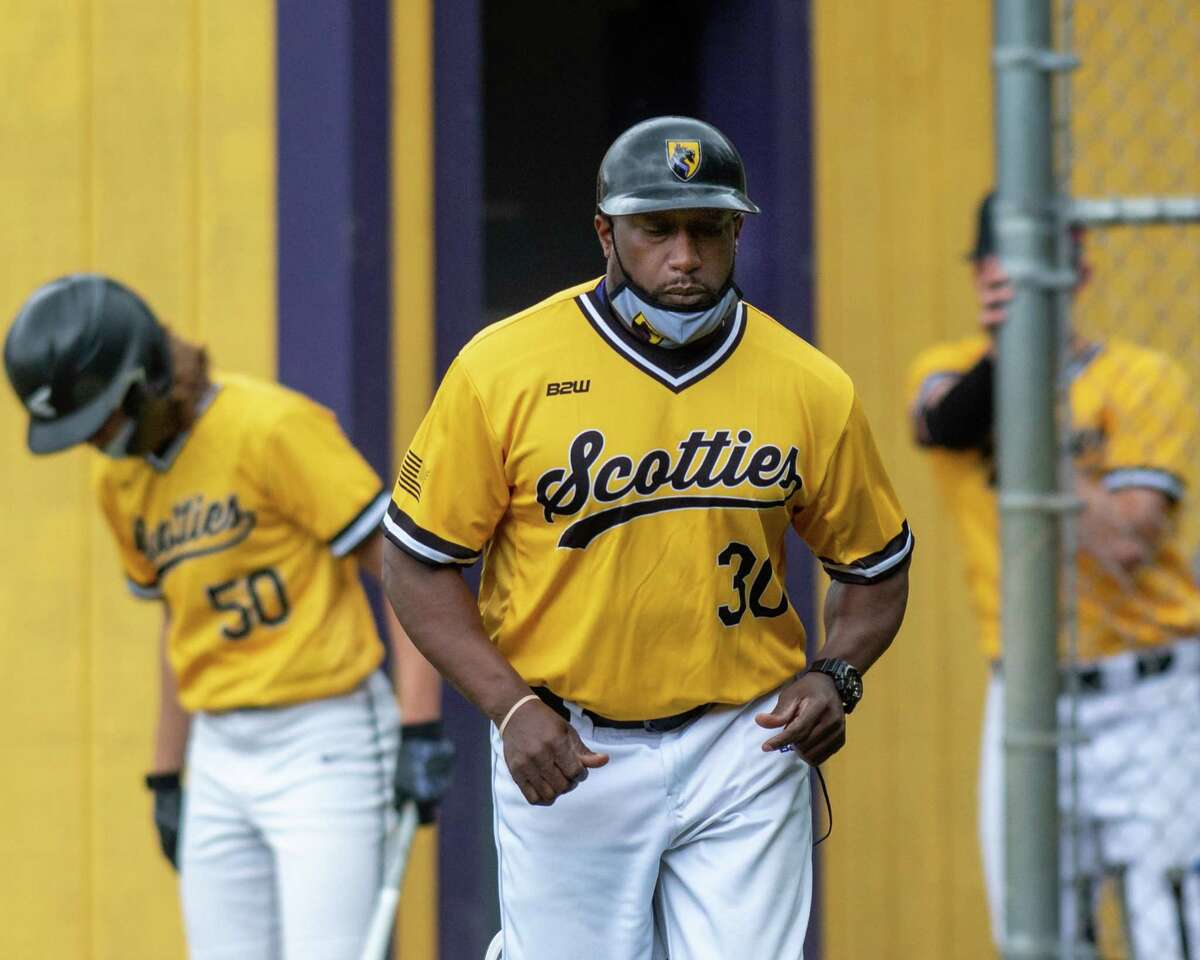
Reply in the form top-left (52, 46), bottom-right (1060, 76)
top-left (533, 687), bottom-right (712, 733)
top-left (1068, 650), bottom-right (1174, 694)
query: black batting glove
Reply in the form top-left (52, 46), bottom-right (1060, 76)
top-left (145, 771), bottom-right (183, 870)
top-left (395, 722), bottom-right (456, 825)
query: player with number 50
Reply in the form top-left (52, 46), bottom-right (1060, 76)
top-left (4, 275), bottom-right (453, 959)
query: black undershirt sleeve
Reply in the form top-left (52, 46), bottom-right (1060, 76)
top-left (921, 355), bottom-right (994, 450)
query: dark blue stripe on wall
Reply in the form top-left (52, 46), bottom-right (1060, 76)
top-left (433, 1), bottom-right (497, 959)
top-left (275, 13), bottom-right (397, 943)
top-left (698, 1), bottom-right (817, 646)
top-left (434, 7), bottom-right (484, 374)
top-left (276, 0), bottom-right (392, 477)
top-left (699, 3), bottom-right (820, 957)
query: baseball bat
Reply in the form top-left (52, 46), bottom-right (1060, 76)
top-left (358, 800), bottom-right (420, 960)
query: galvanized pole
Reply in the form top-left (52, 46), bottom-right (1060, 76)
top-left (992, 2), bottom-right (1067, 957)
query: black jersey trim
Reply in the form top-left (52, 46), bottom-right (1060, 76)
top-left (574, 288), bottom-right (746, 394)
top-left (329, 490), bottom-right (390, 557)
top-left (819, 522), bottom-right (914, 585)
top-left (558, 494), bottom-right (789, 549)
top-left (381, 502), bottom-right (480, 566)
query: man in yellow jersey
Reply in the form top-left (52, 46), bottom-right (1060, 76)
top-left (382, 116), bottom-right (913, 960)
top-left (4, 275), bottom-right (453, 960)
top-left (909, 194), bottom-right (1200, 957)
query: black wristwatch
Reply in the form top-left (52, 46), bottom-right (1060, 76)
top-left (807, 658), bottom-right (864, 714)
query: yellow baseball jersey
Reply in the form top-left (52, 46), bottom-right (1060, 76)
top-left (386, 279), bottom-right (911, 719)
top-left (908, 335), bottom-right (1200, 660)
top-left (95, 373), bottom-right (389, 712)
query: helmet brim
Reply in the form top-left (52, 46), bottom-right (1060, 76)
top-left (25, 370), bottom-right (131, 454)
top-left (599, 187), bottom-right (761, 217)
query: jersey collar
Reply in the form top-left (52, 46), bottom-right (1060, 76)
top-left (575, 280), bottom-right (747, 394)
top-left (147, 384), bottom-right (222, 472)
top-left (1065, 341), bottom-right (1103, 382)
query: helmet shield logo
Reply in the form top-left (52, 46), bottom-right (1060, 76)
top-left (666, 140), bottom-right (701, 181)
top-left (26, 385), bottom-right (56, 419)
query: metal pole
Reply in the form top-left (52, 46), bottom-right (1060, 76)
top-left (993, 2), bottom-right (1066, 957)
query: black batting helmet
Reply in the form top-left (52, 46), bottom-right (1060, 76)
top-left (597, 116), bottom-right (760, 216)
top-left (4, 275), bottom-right (171, 454)
top-left (969, 191), bottom-right (1083, 270)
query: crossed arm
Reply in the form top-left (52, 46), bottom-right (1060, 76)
top-left (912, 372), bottom-right (1173, 582)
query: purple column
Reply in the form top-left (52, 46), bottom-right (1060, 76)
top-left (276, 0), bottom-right (392, 476)
top-left (700, 3), bottom-right (821, 957)
top-left (433, 1), bottom-right (499, 958)
top-left (275, 0), bottom-right (394, 761)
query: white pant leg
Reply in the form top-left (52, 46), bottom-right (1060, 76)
top-left (261, 671), bottom-right (400, 960)
top-left (979, 670), bottom-right (1099, 948)
top-left (182, 717), bottom-right (281, 960)
top-left (1184, 867), bottom-right (1200, 956)
top-left (490, 707), bottom-right (670, 960)
top-left (653, 690), bottom-right (812, 960)
top-left (1089, 657), bottom-right (1200, 960)
top-left (979, 668), bottom-right (1012, 945)
top-left (183, 671), bottom-right (399, 960)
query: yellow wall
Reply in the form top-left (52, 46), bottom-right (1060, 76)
top-left (0, 2), bottom-right (275, 957)
top-left (391, 1), bottom-right (439, 956)
top-left (813, 3), bottom-right (994, 957)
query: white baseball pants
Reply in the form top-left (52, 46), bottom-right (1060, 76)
top-left (980, 639), bottom-right (1200, 958)
top-left (490, 685), bottom-right (813, 960)
top-left (181, 669), bottom-right (400, 960)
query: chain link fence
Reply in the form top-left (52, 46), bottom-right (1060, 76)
top-left (1050, 1), bottom-right (1200, 956)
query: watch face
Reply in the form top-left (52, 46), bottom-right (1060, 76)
top-left (830, 661), bottom-right (863, 712)
top-left (812, 659), bottom-right (863, 710)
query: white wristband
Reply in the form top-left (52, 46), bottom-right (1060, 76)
top-left (498, 694), bottom-right (540, 738)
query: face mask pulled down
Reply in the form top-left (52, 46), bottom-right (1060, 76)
top-left (98, 371), bottom-right (178, 460)
top-left (608, 276), bottom-right (740, 349)
top-left (100, 417), bottom-right (138, 458)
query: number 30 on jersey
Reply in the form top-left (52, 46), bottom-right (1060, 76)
top-left (716, 541), bottom-right (788, 626)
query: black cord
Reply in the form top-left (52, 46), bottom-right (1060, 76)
top-left (812, 765), bottom-right (833, 847)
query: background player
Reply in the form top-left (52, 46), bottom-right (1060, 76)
top-left (908, 194), bottom-right (1200, 956)
top-left (381, 116), bottom-right (912, 959)
top-left (3, 275), bottom-right (454, 960)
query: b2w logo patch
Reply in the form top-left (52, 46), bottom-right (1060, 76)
top-left (546, 379), bottom-right (591, 397)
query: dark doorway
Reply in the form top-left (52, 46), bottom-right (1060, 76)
top-left (484, 0), bottom-right (706, 317)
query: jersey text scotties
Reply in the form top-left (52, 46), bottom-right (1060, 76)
top-left (536, 429), bottom-right (802, 548)
top-left (134, 494), bottom-right (257, 575)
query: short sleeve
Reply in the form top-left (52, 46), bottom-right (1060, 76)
top-left (383, 357), bottom-right (509, 566)
top-left (906, 339), bottom-right (988, 413)
top-left (793, 394), bottom-right (914, 584)
top-left (261, 401), bottom-right (388, 557)
top-left (1103, 353), bottom-right (1196, 500)
top-left (94, 468), bottom-right (162, 600)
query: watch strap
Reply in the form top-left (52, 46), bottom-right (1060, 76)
top-left (806, 658), bottom-right (862, 713)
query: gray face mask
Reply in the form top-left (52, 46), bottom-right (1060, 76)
top-left (608, 280), bottom-right (739, 349)
top-left (99, 417), bottom-right (138, 458)
top-left (97, 367), bottom-right (148, 459)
